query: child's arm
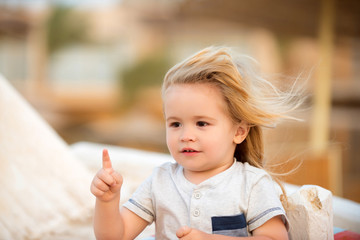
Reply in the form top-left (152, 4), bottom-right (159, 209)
top-left (176, 216), bottom-right (288, 240)
top-left (250, 215), bottom-right (288, 239)
top-left (91, 149), bottom-right (148, 239)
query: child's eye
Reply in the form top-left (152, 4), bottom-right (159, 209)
top-left (197, 121), bottom-right (209, 127)
top-left (169, 122), bottom-right (181, 128)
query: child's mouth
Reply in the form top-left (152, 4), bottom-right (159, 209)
top-left (183, 149), bottom-right (197, 153)
top-left (181, 148), bottom-right (199, 155)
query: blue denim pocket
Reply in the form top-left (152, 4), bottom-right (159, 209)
top-left (211, 213), bottom-right (248, 237)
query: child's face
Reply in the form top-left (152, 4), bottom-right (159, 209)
top-left (164, 83), bottom-right (247, 182)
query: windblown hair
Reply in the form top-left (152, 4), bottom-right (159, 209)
top-left (162, 46), bottom-right (305, 197)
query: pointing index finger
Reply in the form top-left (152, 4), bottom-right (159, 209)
top-left (102, 149), bottom-right (113, 171)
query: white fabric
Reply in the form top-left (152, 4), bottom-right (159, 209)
top-left (124, 160), bottom-right (288, 239)
top-left (0, 75), bottom-right (93, 239)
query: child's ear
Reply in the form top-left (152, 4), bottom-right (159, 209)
top-left (233, 121), bottom-right (249, 144)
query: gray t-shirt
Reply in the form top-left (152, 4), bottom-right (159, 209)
top-left (124, 160), bottom-right (288, 239)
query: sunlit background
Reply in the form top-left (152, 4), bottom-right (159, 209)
top-left (1, 0), bottom-right (359, 206)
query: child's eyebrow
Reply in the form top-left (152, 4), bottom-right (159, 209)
top-left (165, 116), bottom-right (180, 122)
top-left (193, 115), bottom-right (217, 122)
top-left (166, 116), bottom-right (217, 122)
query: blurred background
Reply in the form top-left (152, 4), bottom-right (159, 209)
top-left (0, 0), bottom-right (359, 202)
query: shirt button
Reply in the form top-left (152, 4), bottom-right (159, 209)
top-left (194, 191), bottom-right (202, 199)
top-left (193, 209), bottom-right (200, 217)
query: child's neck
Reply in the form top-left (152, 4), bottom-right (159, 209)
top-left (184, 171), bottom-right (208, 185)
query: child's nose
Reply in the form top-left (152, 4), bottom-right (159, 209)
top-left (180, 127), bottom-right (196, 142)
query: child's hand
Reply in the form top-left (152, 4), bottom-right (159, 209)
top-left (176, 226), bottom-right (209, 240)
top-left (90, 149), bottom-right (123, 202)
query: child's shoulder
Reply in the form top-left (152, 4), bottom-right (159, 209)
top-left (235, 161), bottom-right (267, 173)
top-left (234, 161), bottom-right (271, 181)
top-left (233, 162), bottom-right (277, 194)
top-left (150, 161), bottom-right (179, 177)
top-left (156, 161), bottom-right (178, 171)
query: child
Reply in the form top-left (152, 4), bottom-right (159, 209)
top-left (91, 46), bottom-right (303, 239)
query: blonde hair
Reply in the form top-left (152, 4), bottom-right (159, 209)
top-left (162, 46), bottom-right (304, 196)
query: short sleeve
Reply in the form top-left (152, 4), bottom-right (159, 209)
top-left (123, 175), bottom-right (155, 223)
top-left (246, 173), bottom-right (288, 232)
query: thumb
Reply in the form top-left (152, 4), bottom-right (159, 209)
top-left (102, 149), bottom-right (113, 171)
top-left (176, 226), bottom-right (192, 238)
